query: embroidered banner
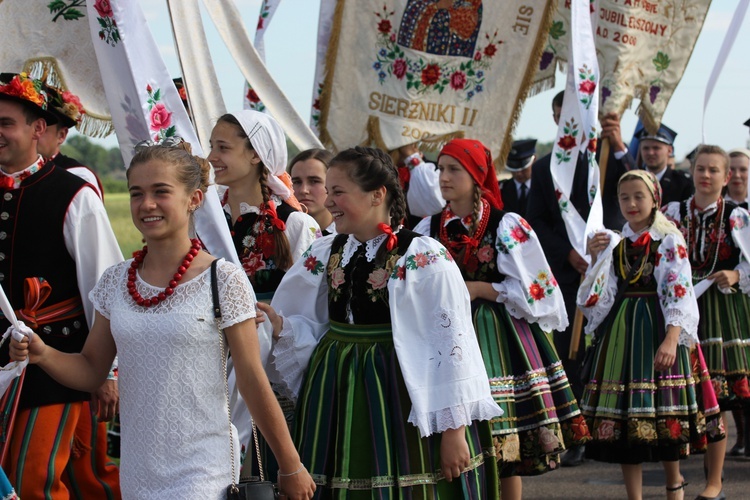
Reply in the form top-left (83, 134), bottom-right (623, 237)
top-left (534, 0), bottom-right (712, 134)
top-left (318, 0), bottom-right (554, 162)
top-left (0, 0), bottom-right (113, 137)
top-left (243, 0), bottom-right (283, 111)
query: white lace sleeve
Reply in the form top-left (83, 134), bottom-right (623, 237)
top-left (268, 236), bottom-right (333, 400)
top-left (576, 230), bottom-right (621, 334)
top-left (389, 237), bottom-right (502, 437)
top-left (728, 207), bottom-right (750, 295)
top-left (654, 233), bottom-right (699, 346)
top-left (88, 262), bottom-right (127, 320)
top-left (216, 260), bottom-right (257, 330)
top-left (492, 213), bottom-right (568, 332)
top-left (284, 211), bottom-right (321, 264)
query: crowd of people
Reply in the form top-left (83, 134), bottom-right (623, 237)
top-left (0, 72), bottom-right (748, 500)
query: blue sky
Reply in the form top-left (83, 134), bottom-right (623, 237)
top-left (87, 0), bottom-right (750, 160)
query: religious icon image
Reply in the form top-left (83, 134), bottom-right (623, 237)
top-left (398, 0), bottom-right (483, 57)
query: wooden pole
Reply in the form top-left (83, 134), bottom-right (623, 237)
top-left (568, 137), bottom-right (610, 360)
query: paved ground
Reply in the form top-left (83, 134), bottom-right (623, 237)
top-left (523, 418), bottom-right (747, 499)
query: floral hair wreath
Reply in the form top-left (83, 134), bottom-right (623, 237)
top-left (0, 73), bottom-right (48, 109)
top-left (48, 87), bottom-right (86, 126)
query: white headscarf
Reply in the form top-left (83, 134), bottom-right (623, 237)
top-left (230, 110), bottom-right (291, 200)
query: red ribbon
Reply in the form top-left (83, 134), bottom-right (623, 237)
top-left (632, 232), bottom-right (652, 248)
top-left (377, 223), bottom-right (398, 251)
top-left (456, 235), bottom-right (480, 264)
top-left (264, 200), bottom-right (286, 231)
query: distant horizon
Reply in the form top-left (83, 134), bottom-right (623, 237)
top-left (78, 0), bottom-right (750, 162)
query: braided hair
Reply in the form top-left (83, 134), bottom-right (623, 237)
top-left (329, 146), bottom-right (407, 232)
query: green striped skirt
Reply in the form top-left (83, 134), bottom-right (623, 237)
top-left (472, 300), bottom-right (590, 477)
top-left (294, 321), bottom-right (499, 499)
top-left (697, 286), bottom-right (750, 408)
top-left (581, 292), bottom-right (723, 464)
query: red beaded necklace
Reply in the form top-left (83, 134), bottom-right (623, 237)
top-left (127, 238), bottom-right (202, 307)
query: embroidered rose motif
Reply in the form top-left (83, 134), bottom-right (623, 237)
top-left (394, 266), bottom-right (406, 280)
top-left (242, 253), bottom-right (266, 275)
top-left (538, 426), bottom-right (560, 453)
top-left (246, 88), bottom-right (260, 104)
top-left (673, 284), bottom-right (686, 298)
top-left (327, 253), bottom-right (341, 274)
top-left (421, 64), bottom-right (441, 86)
top-left (483, 43), bottom-right (498, 57)
top-left (578, 79), bottom-right (596, 95)
top-left (570, 415), bottom-right (590, 442)
top-left (501, 435), bottom-right (520, 461)
top-left (413, 253), bottom-right (428, 268)
top-left (330, 268), bottom-right (345, 289)
top-left (392, 59), bottom-right (407, 80)
top-left (587, 137), bottom-right (597, 153)
top-left (367, 268), bottom-right (389, 290)
top-left (94, 0), bottom-right (113, 18)
top-left (677, 245), bottom-right (688, 259)
top-left (584, 294), bottom-right (599, 307)
top-left (377, 19), bottom-right (391, 34)
top-left (666, 272), bottom-right (677, 283)
top-left (634, 420), bottom-right (657, 441)
top-left (477, 245), bottom-right (493, 263)
top-left (449, 71), bottom-right (467, 91)
top-left (304, 255), bottom-right (323, 274)
top-left (149, 103), bottom-right (172, 132)
top-left (529, 283), bottom-right (545, 301)
top-left (597, 419), bottom-right (615, 440)
top-left (733, 377), bottom-right (750, 398)
top-left (665, 419), bottom-right (683, 440)
top-left (557, 135), bottom-right (576, 151)
top-left (510, 225), bottom-right (529, 243)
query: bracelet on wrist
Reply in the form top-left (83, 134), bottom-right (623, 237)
top-left (277, 463), bottom-right (305, 479)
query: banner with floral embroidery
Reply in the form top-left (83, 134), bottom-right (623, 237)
top-left (550, 0), bottom-right (601, 258)
top-left (310, 0), bottom-right (337, 135)
top-left (533, 0), bottom-right (711, 134)
top-left (318, 0), bottom-right (554, 162)
top-left (0, 0), bottom-right (113, 136)
top-left (243, 0), bottom-right (282, 111)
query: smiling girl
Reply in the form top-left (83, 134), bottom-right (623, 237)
top-left (262, 146), bottom-right (501, 499)
top-left (662, 145), bottom-right (750, 499)
top-left (414, 138), bottom-right (588, 500)
top-left (580, 170), bottom-right (720, 500)
top-left (9, 143), bottom-right (316, 499)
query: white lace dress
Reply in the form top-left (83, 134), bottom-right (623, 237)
top-left (90, 259), bottom-right (256, 499)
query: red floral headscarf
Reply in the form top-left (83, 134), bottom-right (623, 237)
top-left (438, 139), bottom-right (503, 210)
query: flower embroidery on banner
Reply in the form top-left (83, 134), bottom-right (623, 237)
top-left (372, 4), bottom-right (502, 102)
top-left (577, 64), bottom-right (596, 109)
top-left (48, 0), bottom-right (86, 22)
top-left (554, 117), bottom-right (579, 164)
top-left (94, 0), bottom-right (120, 47)
top-left (145, 84), bottom-right (176, 142)
top-left (539, 20), bottom-right (566, 71)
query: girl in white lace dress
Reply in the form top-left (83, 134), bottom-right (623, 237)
top-left (10, 143), bottom-right (316, 500)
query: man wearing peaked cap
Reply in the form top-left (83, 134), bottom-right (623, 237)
top-left (0, 72), bottom-right (122, 498)
top-left (637, 124), bottom-right (693, 205)
top-left (38, 84), bottom-right (104, 197)
top-left (499, 139), bottom-right (536, 218)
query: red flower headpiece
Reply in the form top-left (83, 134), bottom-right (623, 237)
top-left (0, 73), bottom-right (47, 108)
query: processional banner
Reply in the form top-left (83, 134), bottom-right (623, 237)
top-left (318, 0), bottom-right (554, 163)
top-left (534, 0), bottom-right (712, 133)
top-left (0, 0), bottom-right (113, 136)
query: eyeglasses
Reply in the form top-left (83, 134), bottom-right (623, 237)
top-left (133, 136), bottom-right (185, 153)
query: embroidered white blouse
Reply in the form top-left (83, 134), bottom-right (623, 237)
top-left (663, 199), bottom-right (750, 295)
top-left (413, 210), bottom-right (569, 333)
top-left (269, 233), bottom-right (502, 438)
top-left (576, 224), bottom-right (699, 346)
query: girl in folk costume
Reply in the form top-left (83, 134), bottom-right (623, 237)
top-left (208, 110), bottom-right (320, 301)
top-left (414, 138), bottom-right (590, 500)
top-left (208, 110), bottom-right (319, 475)
top-left (580, 170), bottom-right (723, 500)
top-left (9, 143), bottom-right (316, 499)
top-left (662, 145), bottom-right (748, 500)
top-left (289, 148), bottom-right (335, 235)
top-left (260, 147), bottom-right (502, 499)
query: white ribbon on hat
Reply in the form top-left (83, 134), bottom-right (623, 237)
top-left (230, 110), bottom-right (291, 200)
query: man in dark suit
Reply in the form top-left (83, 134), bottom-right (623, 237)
top-left (526, 91), bottom-right (634, 467)
top-left (499, 139), bottom-right (536, 218)
top-left (637, 124), bottom-right (693, 206)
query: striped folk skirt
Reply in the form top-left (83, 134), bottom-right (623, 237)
top-left (294, 321), bottom-right (499, 500)
top-left (581, 292), bottom-right (724, 464)
top-left (472, 300), bottom-right (590, 477)
top-left (697, 286), bottom-right (750, 409)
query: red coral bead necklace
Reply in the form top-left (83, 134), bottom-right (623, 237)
top-left (127, 238), bottom-right (202, 307)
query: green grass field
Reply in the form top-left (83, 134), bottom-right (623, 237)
top-left (103, 192), bottom-right (142, 258)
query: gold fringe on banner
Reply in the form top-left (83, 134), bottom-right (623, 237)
top-left (24, 58), bottom-right (114, 138)
top-left (496, 0), bottom-right (556, 170)
top-left (317, 0), bottom-right (348, 152)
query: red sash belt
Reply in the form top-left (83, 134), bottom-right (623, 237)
top-left (3, 278), bottom-right (83, 330)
